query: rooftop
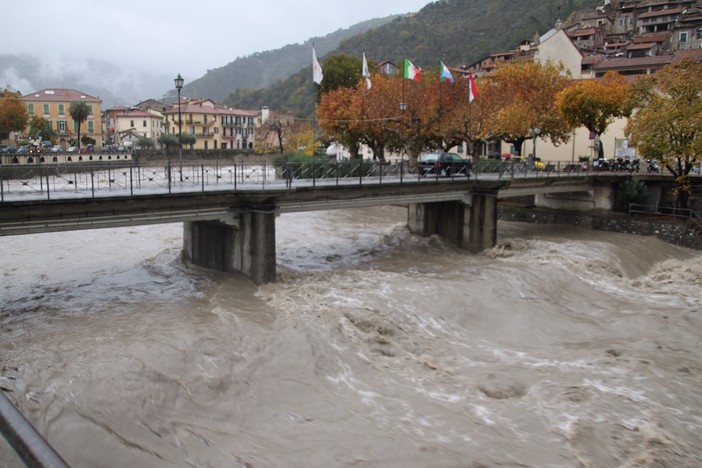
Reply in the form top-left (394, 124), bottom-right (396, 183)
top-left (20, 88), bottom-right (101, 103)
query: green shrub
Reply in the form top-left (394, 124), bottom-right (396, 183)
top-left (617, 177), bottom-right (648, 212)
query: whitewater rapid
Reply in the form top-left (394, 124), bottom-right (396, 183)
top-left (1, 206), bottom-right (701, 467)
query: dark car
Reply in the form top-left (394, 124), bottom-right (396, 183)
top-left (419, 152), bottom-right (472, 177)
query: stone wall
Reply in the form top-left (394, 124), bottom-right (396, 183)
top-left (499, 205), bottom-right (702, 250)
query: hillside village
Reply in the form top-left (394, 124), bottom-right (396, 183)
top-left (2, 0), bottom-right (702, 164)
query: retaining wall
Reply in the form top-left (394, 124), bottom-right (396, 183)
top-left (499, 205), bottom-right (702, 250)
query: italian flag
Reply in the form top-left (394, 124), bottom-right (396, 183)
top-left (404, 58), bottom-right (421, 81)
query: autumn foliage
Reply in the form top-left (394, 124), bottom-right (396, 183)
top-left (0, 88), bottom-right (29, 141)
top-left (556, 71), bottom-right (633, 159)
top-left (479, 61), bottom-right (573, 156)
top-left (626, 59), bottom-right (702, 208)
top-left (317, 67), bottom-right (486, 160)
top-left (317, 60), bottom-right (578, 160)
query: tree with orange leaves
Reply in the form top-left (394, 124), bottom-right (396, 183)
top-left (317, 84), bottom-right (364, 159)
top-left (626, 60), bottom-right (702, 208)
top-left (556, 71), bottom-right (633, 160)
top-left (433, 71), bottom-right (486, 158)
top-left (356, 74), bottom-right (404, 161)
top-left (480, 61), bottom-right (573, 157)
top-left (0, 88), bottom-right (28, 141)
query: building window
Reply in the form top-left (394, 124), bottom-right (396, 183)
top-left (680, 32), bottom-right (688, 43)
top-left (28, 103), bottom-right (34, 114)
top-left (43, 103), bottom-right (49, 114)
top-left (143, 120), bottom-right (147, 127)
top-left (698, 28), bottom-right (702, 39)
top-left (58, 104), bottom-right (64, 115)
top-left (130, 120), bottom-right (134, 127)
top-left (88, 121), bottom-right (94, 133)
top-left (58, 120), bottom-right (66, 133)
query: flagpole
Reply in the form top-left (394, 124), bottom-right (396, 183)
top-left (401, 65), bottom-right (406, 160)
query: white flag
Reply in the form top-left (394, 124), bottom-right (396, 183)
top-left (362, 52), bottom-right (372, 90)
top-left (312, 46), bottom-right (323, 84)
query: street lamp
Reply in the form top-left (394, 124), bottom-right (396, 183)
top-left (529, 127), bottom-right (541, 160)
top-left (174, 73), bottom-right (184, 181)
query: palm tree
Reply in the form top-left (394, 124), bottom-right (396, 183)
top-left (68, 101), bottom-right (91, 151)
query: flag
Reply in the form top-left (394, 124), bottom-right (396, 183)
top-left (468, 70), bottom-right (478, 102)
top-left (403, 58), bottom-right (421, 81)
top-left (440, 61), bottom-right (454, 83)
top-left (362, 52), bottom-right (372, 90)
top-left (312, 46), bottom-right (323, 84)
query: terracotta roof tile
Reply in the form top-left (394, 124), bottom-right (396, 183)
top-left (626, 42), bottom-right (657, 50)
top-left (592, 55), bottom-right (675, 70)
top-left (637, 6), bottom-right (685, 19)
top-left (20, 88), bottom-right (101, 103)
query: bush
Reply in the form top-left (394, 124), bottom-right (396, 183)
top-left (273, 153), bottom-right (375, 179)
top-left (617, 177), bottom-right (648, 212)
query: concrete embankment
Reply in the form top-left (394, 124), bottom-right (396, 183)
top-left (498, 205), bottom-right (702, 250)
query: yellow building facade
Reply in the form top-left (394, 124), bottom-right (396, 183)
top-left (20, 88), bottom-right (103, 147)
top-left (164, 99), bottom-right (257, 150)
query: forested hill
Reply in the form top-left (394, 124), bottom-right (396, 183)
top-left (336, 0), bottom-right (601, 68)
top-left (181, 16), bottom-right (397, 102)
top-left (223, 0), bottom-right (601, 118)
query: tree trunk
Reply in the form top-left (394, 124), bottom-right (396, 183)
top-left (676, 175), bottom-right (691, 209)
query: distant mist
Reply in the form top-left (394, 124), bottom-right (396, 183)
top-left (0, 53), bottom-right (173, 108)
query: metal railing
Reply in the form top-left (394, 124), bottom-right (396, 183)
top-left (0, 392), bottom-right (69, 467)
top-left (629, 203), bottom-right (702, 230)
top-left (0, 158), bottom-right (648, 203)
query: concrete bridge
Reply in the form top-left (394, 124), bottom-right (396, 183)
top-left (1, 164), bottom-right (643, 284)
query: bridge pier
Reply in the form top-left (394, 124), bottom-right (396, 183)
top-left (408, 192), bottom-right (497, 252)
top-left (183, 209), bottom-right (277, 285)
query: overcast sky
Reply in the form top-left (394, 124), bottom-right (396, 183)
top-left (3, 0), bottom-right (432, 80)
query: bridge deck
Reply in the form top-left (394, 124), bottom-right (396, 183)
top-left (0, 161), bottom-right (673, 236)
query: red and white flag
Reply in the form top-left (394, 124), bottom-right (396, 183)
top-left (468, 70), bottom-right (478, 102)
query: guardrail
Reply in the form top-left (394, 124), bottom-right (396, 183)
top-left (0, 392), bottom-right (69, 467)
top-left (628, 203), bottom-right (702, 230)
top-left (0, 158), bottom-right (656, 203)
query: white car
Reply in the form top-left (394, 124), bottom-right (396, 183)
top-left (67, 146), bottom-right (77, 152)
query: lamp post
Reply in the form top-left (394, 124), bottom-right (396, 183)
top-left (174, 73), bottom-right (184, 181)
top-left (529, 127), bottom-right (541, 160)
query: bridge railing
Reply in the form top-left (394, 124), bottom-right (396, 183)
top-left (628, 203), bottom-right (702, 230)
top-left (0, 158), bottom-right (647, 202)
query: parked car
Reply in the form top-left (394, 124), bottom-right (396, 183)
top-left (16, 146), bottom-right (29, 154)
top-left (51, 145), bottom-right (62, 153)
top-left (67, 146), bottom-right (77, 152)
top-left (419, 152), bottom-right (472, 177)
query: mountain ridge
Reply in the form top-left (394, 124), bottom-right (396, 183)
top-left (180, 16), bottom-right (399, 102)
top-left (222, 0), bottom-right (601, 117)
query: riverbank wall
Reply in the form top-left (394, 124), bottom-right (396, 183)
top-left (498, 205), bottom-right (702, 250)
